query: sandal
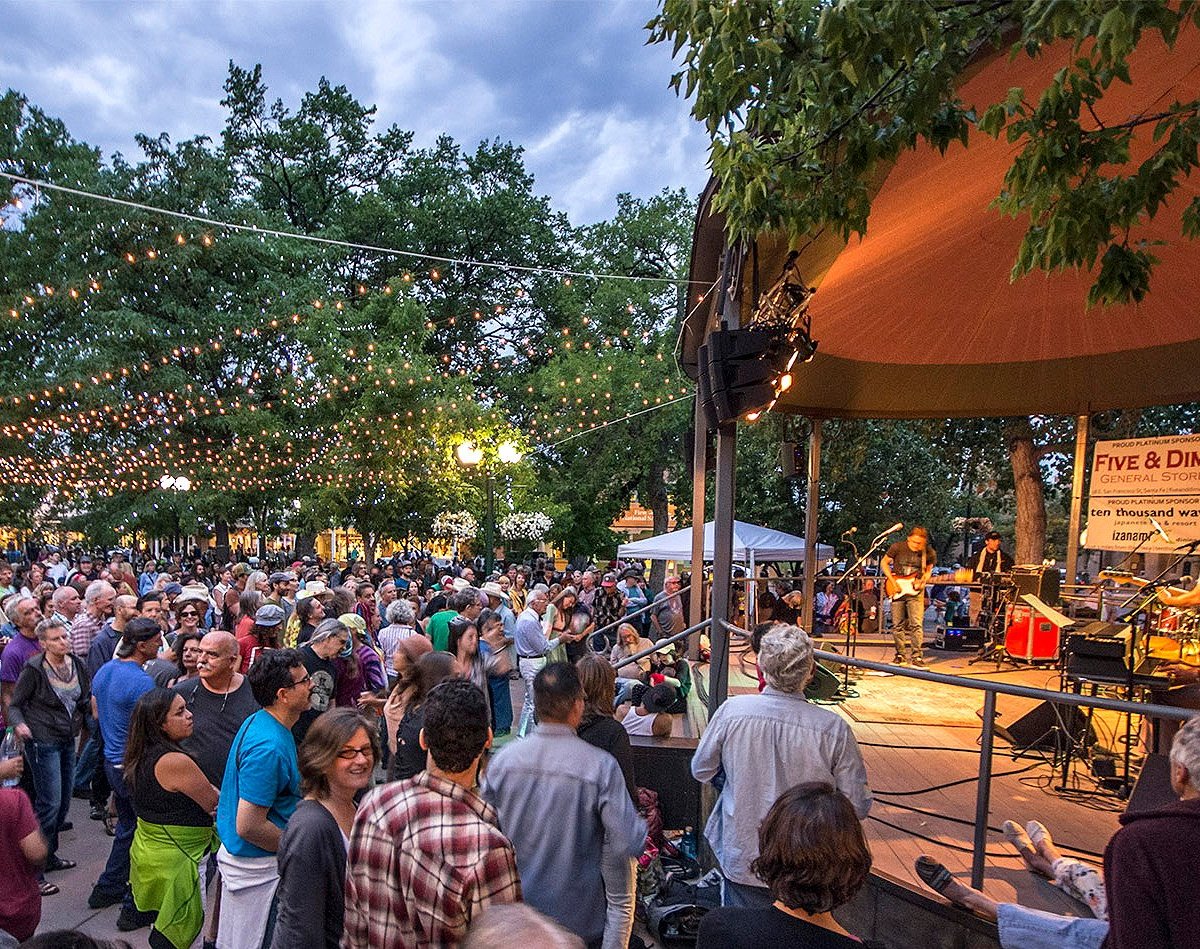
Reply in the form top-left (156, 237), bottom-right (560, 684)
top-left (914, 855), bottom-right (955, 895)
top-left (40, 881), bottom-right (60, 896)
top-left (104, 813), bottom-right (117, 837)
top-left (45, 856), bottom-right (77, 872)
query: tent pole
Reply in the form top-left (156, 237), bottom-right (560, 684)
top-left (748, 549), bottom-right (756, 627)
top-left (802, 419), bottom-right (822, 632)
top-left (1065, 413), bottom-right (1090, 588)
top-left (689, 399), bottom-right (708, 660)
top-left (710, 421), bottom-right (737, 715)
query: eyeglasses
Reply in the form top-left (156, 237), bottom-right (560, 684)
top-left (178, 611), bottom-right (199, 618)
top-left (284, 673), bottom-right (312, 689)
top-left (336, 746), bottom-right (374, 761)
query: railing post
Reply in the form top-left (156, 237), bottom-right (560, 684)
top-left (971, 689), bottom-right (997, 890)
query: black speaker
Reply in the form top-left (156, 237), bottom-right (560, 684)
top-left (695, 347), bottom-right (719, 432)
top-left (1127, 753), bottom-right (1175, 814)
top-left (1000, 700), bottom-right (1095, 752)
top-left (1012, 566), bottom-right (1061, 606)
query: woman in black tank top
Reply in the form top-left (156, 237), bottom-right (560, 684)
top-left (124, 688), bottom-right (219, 949)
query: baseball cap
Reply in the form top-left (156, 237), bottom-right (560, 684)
top-left (121, 617), bottom-right (162, 643)
top-left (254, 604), bottom-right (286, 627)
top-left (601, 573), bottom-right (617, 587)
top-left (642, 683), bottom-right (676, 713)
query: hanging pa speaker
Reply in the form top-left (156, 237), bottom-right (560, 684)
top-left (695, 346), bottom-right (719, 432)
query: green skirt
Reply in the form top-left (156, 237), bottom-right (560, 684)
top-left (130, 818), bottom-right (218, 949)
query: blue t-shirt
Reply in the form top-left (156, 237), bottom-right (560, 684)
top-left (91, 659), bottom-right (154, 763)
top-left (217, 709), bottom-right (301, 857)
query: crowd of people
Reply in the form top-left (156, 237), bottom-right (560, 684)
top-left (0, 540), bottom-right (1193, 949)
top-left (0, 546), bottom-right (714, 948)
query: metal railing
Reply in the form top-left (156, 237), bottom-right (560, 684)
top-left (714, 618), bottom-right (1193, 889)
top-left (604, 613), bottom-right (1195, 891)
top-left (812, 645), bottom-right (1192, 889)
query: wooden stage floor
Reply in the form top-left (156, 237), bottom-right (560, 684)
top-left (714, 636), bottom-right (1134, 920)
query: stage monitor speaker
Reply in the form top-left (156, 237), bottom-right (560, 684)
top-left (935, 625), bottom-right (985, 650)
top-left (1127, 753), bottom-right (1175, 815)
top-left (999, 700), bottom-right (1095, 752)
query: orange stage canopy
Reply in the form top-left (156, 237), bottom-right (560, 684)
top-left (684, 28), bottom-right (1200, 419)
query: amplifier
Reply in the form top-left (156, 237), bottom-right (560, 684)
top-left (1065, 624), bottom-right (1132, 680)
top-left (1012, 565), bottom-right (1061, 606)
top-left (935, 625), bottom-right (985, 650)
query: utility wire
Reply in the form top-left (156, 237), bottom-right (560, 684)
top-left (1, 171), bottom-right (701, 287)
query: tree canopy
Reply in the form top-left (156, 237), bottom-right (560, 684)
top-left (648, 0), bottom-right (1200, 306)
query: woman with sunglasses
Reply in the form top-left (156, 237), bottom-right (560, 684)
top-left (271, 708), bottom-right (379, 949)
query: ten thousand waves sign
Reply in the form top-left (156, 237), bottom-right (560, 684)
top-left (1086, 433), bottom-right (1200, 552)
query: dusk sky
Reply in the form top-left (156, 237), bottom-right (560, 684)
top-left (2, 0), bottom-right (712, 224)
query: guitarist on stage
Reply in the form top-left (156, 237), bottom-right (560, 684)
top-left (882, 526), bottom-right (935, 666)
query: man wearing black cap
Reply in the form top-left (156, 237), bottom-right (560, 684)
top-left (88, 617), bottom-right (161, 930)
top-left (969, 530), bottom-right (1013, 625)
top-left (266, 571), bottom-right (296, 622)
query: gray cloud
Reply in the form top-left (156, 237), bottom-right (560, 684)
top-left (1, 0), bottom-right (710, 223)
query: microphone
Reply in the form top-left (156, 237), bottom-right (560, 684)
top-left (883, 522), bottom-right (904, 535)
top-left (1149, 517), bottom-right (1172, 545)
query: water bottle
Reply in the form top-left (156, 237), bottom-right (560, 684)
top-left (1, 727), bottom-right (19, 787)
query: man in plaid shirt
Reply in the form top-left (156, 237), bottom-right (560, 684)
top-left (343, 679), bottom-right (520, 948)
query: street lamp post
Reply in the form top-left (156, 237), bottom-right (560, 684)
top-left (456, 440), bottom-right (522, 576)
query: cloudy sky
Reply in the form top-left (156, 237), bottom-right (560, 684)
top-left (2, 0), bottom-right (712, 224)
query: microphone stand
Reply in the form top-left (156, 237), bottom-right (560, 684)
top-left (833, 529), bottom-right (894, 696)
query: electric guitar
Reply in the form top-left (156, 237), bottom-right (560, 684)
top-left (1098, 569), bottom-right (1190, 600)
top-left (885, 567), bottom-right (973, 600)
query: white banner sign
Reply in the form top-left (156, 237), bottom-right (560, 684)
top-left (1090, 433), bottom-right (1200, 498)
top-left (1086, 434), bottom-right (1200, 551)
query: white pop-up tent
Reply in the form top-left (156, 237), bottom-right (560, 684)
top-left (619, 520), bottom-right (835, 621)
top-left (618, 520), bottom-right (834, 563)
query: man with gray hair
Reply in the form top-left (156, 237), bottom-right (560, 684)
top-left (69, 579), bottom-right (116, 657)
top-left (513, 584), bottom-right (556, 737)
top-left (691, 623), bottom-right (871, 907)
top-left (49, 585), bottom-right (81, 635)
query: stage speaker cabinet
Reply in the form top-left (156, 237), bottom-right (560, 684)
top-left (1002, 700), bottom-right (1095, 752)
top-left (1127, 753), bottom-right (1175, 815)
top-left (1011, 564), bottom-right (1061, 606)
top-left (1006, 605), bottom-right (1061, 661)
top-left (935, 625), bottom-right (985, 651)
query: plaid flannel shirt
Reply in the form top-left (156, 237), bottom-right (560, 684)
top-left (68, 609), bottom-right (103, 658)
top-left (342, 770), bottom-right (521, 949)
